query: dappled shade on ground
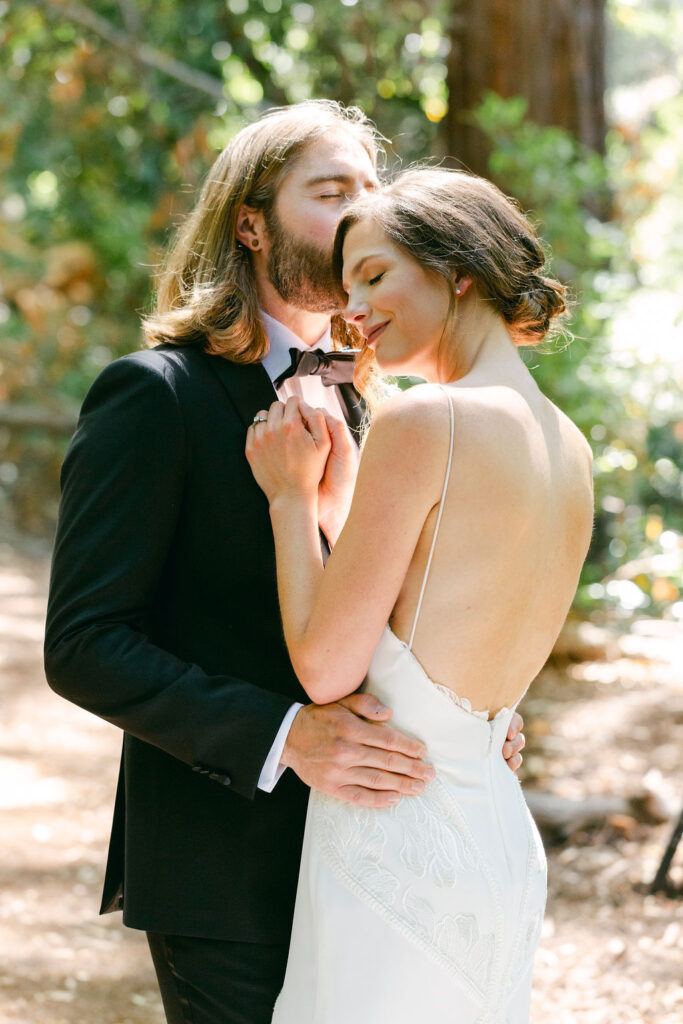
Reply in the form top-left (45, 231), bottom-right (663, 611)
top-left (0, 547), bottom-right (681, 1024)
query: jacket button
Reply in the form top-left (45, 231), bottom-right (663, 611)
top-left (209, 772), bottom-right (231, 786)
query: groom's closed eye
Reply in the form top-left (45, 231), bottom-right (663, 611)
top-left (305, 172), bottom-right (380, 200)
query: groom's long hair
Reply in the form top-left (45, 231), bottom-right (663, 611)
top-left (142, 101), bottom-right (382, 364)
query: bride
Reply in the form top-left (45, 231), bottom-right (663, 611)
top-left (245, 168), bottom-right (594, 1024)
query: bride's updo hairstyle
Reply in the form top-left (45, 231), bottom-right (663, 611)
top-left (333, 167), bottom-right (567, 355)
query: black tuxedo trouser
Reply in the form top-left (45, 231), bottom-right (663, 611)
top-left (147, 932), bottom-right (290, 1024)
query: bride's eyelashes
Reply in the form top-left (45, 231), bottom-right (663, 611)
top-left (368, 272), bottom-right (385, 286)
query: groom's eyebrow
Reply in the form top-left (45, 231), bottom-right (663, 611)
top-left (305, 173), bottom-right (379, 190)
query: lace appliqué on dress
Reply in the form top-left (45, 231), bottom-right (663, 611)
top-left (312, 781), bottom-right (501, 1007)
top-left (398, 777), bottom-right (477, 887)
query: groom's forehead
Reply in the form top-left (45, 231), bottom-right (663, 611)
top-left (283, 131), bottom-right (379, 188)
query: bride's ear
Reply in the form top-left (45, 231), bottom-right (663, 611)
top-left (452, 275), bottom-right (473, 298)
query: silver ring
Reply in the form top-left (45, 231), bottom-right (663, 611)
top-left (252, 415), bottom-right (268, 424)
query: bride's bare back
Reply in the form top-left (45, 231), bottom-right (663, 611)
top-left (389, 381), bottom-right (594, 717)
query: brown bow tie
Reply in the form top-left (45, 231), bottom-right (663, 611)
top-left (273, 347), bottom-right (360, 389)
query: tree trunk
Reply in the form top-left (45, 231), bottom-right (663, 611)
top-left (445, 0), bottom-right (606, 175)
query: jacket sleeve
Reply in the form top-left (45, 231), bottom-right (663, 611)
top-left (44, 354), bottom-right (295, 800)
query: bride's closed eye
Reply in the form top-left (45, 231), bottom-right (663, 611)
top-left (368, 272), bottom-right (385, 285)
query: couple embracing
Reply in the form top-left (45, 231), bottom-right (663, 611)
top-left (45, 100), bottom-right (593, 1024)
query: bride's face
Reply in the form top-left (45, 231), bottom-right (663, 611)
top-left (341, 218), bottom-right (452, 377)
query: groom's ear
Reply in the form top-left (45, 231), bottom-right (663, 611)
top-left (236, 204), bottom-right (267, 252)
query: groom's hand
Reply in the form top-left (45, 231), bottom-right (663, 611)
top-left (280, 693), bottom-right (435, 808)
top-left (503, 711), bottom-right (525, 772)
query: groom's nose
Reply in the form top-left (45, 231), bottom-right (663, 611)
top-left (338, 186), bottom-right (367, 212)
top-left (351, 181), bottom-right (375, 200)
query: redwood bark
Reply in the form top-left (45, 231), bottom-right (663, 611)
top-left (445, 0), bottom-right (606, 174)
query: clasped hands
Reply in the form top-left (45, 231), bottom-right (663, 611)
top-left (246, 395), bottom-right (358, 545)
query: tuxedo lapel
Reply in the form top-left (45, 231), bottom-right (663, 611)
top-left (335, 382), bottom-right (366, 442)
top-left (205, 351), bottom-right (333, 561)
top-left (205, 353), bottom-right (278, 428)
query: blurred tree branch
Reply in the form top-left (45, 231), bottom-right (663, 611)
top-left (0, 405), bottom-right (78, 434)
top-left (34, 0), bottom-right (226, 100)
top-left (115, 0), bottom-right (142, 38)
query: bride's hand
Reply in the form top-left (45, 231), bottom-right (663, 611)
top-left (245, 396), bottom-right (331, 505)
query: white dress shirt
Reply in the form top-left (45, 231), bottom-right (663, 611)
top-left (256, 311), bottom-right (358, 792)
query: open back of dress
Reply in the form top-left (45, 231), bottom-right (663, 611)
top-left (272, 386), bottom-right (548, 1024)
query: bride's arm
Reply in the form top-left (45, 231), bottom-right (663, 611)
top-left (247, 388), bottom-right (451, 704)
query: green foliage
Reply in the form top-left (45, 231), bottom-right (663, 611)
top-left (0, 0), bottom-right (455, 527)
top-left (472, 90), bottom-right (683, 620)
top-left (0, 0), bottom-right (681, 622)
top-left (0, 0), bottom-right (459, 530)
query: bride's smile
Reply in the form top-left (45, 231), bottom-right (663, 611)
top-left (340, 217), bottom-right (454, 378)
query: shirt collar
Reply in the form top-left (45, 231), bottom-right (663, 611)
top-left (260, 310), bottom-right (333, 383)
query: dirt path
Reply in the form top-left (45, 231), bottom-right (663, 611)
top-left (1, 549), bottom-right (681, 1024)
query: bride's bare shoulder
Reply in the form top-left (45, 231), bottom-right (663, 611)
top-left (366, 382), bottom-right (449, 430)
top-left (359, 385), bottom-right (455, 495)
top-left (366, 382), bottom-right (589, 465)
top-left (366, 381), bottom-right (512, 460)
top-left (364, 383), bottom-right (454, 454)
top-left (554, 400), bottom-right (594, 466)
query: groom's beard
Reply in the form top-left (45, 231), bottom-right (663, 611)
top-left (266, 211), bottom-right (344, 315)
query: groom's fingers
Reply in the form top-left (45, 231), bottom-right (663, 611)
top-left (338, 692), bottom-right (393, 721)
top-left (352, 747), bottom-right (434, 782)
top-left (282, 702), bottom-right (430, 802)
top-left (345, 766), bottom-right (431, 794)
top-left (342, 716), bottom-right (428, 765)
top-left (336, 785), bottom-right (404, 809)
top-left (502, 732), bottom-right (525, 761)
top-left (506, 710), bottom-right (524, 741)
top-left (299, 401), bottom-right (329, 446)
top-left (348, 721), bottom-right (428, 762)
top-left (321, 408), bottom-right (353, 452)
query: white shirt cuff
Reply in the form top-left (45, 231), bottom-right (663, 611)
top-left (257, 702), bottom-right (304, 793)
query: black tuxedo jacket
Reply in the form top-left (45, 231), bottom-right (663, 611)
top-left (44, 343), bottom-right (364, 942)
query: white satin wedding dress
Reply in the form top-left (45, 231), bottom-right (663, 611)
top-left (272, 386), bottom-right (547, 1024)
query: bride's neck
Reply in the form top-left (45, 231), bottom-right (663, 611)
top-left (437, 306), bottom-right (536, 392)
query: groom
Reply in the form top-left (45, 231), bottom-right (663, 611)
top-left (44, 101), bottom-right (525, 1024)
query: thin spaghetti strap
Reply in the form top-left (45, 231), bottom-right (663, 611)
top-left (407, 385), bottom-right (455, 653)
